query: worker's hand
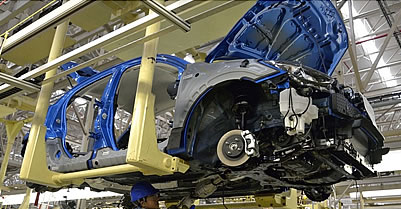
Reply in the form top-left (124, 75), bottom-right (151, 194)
top-left (167, 205), bottom-right (179, 209)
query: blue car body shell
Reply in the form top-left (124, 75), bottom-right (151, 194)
top-left (24, 1), bottom-right (388, 201)
top-left (44, 54), bottom-right (188, 159)
top-left (206, 0), bottom-right (348, 76)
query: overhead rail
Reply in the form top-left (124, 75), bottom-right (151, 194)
top-left (0, 0), bottom-right (246, 100)
top-left (0, 0), bottom-right (93, 54)
top-left (0, 73), bottom-right (40, 93)
top-left (0, 0), bottom-right (194, 96)
top-left (141, 0), bottom-right (191, 32)
top-left (0, 0), bottom-right (57, 38)
top-left (41, 0), bottom-right (242, 85)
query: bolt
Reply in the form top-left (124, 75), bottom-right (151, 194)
top-left (229, 143), bottom-right (238, 150)
top-left (227, 151), bottom-right (231, 155)
top-left (102, 113), bottom-right (107, 119)
top-left (234, 138), bottom-right (239, 141)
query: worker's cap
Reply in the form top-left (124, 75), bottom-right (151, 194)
top-left (130, 181), bottom-right (160, 202)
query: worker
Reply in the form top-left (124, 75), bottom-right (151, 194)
top-left (130, 181), bottom-right (195, 209)
top-left (131, 181), bottom-right (161, 209)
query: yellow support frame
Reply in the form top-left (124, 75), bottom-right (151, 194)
top-left (180, 189), bottom-right (298, 209)
top-left (0, 120), bottom-right (24, 193)
top-left (125, 11), bottom-right (188, 175)
top-left (254, 189), bottom-right (298, 208)
top-left (20, 10), bottom-right (188, 189)
top-left (18, 188), bottom-right (32, 209)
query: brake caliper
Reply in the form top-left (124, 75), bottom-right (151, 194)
top-left (241, 130), bottom-right (259, 157)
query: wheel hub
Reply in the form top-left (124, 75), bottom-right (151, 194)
top-left (217, 130), bottom-right (250, 167)
top-left (223, 137), bottom-right (244, 158)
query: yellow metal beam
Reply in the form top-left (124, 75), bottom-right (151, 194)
top-left (105, 1), bottom-right (255, 61)
top-left (70, 1), bottom-right (112, 31)
top-left (255, 189), bottom-right (298, 208)
top-left (20, 20), bottom-right (70, 187)
top-left (0, 105), bottom-right (16, 118)
top-left (4, 96), bottom-right (37, 112)
top-left (53, 164), bottom-right (146, 184)
top-left (299, 201), bottom-right (330, 209)
top-left (18, 188), bottom-right (32, 209)
top-left (0, 121), bottom-right (23, 194)
top-left (125, 8), bottom-right (189, 175)
top-left (20, 7), bottom-right (188, 189)
top-left (191, 202), bottom-right (261, 209)
top-left (185, 189), bottom-right (298, 209)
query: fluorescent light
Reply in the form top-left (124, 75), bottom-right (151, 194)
top-left (350, 189), bottom-right (401, 198)
top-left (0, 187), bottom-right (122, 205)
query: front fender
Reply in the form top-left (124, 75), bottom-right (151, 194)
top-left (167, 59), bottom-right (286, 155)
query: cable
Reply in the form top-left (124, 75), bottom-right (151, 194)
top-left (299, 97), bottom-right (311, 115)
top-left (222, 182), bottom-right (228, 209)
top-left (283, 88), bottom-right (292, 128)
top-left (289, 93), bottom-right (299, 130)
top-left (283, 88), bottom-right (311, 132)
top-left (355, 180), bottom-right (359, 209)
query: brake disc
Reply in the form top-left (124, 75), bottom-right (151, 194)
top-left (217, 130), bottom-right (250, 167)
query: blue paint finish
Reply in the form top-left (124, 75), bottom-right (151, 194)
top-left (255, 61), bottom-right (287, 83)
top-left (60, 61), bottom-right (99, 83)
top-left (56, 150), bottom-right (61, 159)
top-left (276, 81), bottom-right (290, 90)
top-left (92, 71), bottom-right (122, 152)
top-left (87, 160), bottom-right (93, 169)
top-left (91, 55), bottom-right (188, 155)
top-left (45, 71), bottom-right (113, 158)
top-left (43, 54), bottom-right (188, 160)
top-left (206, 0), bottom-right (348, 76)
top-left (361, 127), bottom-right (378, 146)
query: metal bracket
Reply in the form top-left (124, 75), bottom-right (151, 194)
top-left (255, 188), bottom-right (298, 208)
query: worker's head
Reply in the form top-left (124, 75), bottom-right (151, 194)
top-left (131, 181), bottom-right (160, 209)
